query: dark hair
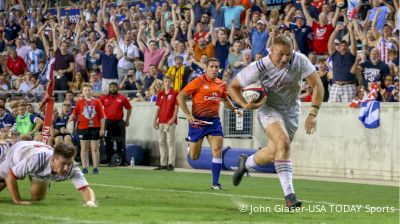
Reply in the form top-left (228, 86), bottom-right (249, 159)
top-left (0, 105), bottom-right (5, 110)
top-left (206, 57), bottom-right (220, 66)
top-left (54, 142), bottom-right (76, 159)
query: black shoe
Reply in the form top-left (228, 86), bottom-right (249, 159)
top-left (285, 193), bottom-right (302, 209)
top-left (232, 154), bottom-right (249, 186)
top-left (167, 164), bottom-right (175, 171)
top-left (153, 165), bottom-right (167, 170)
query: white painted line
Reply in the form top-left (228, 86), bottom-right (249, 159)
top-left (92, 183), bottom-right (400, 211)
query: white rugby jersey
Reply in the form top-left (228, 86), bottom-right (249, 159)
top-left (0, 141), bottom-right (88, 190)
top-left (237, 52), bottom-right (315, 112)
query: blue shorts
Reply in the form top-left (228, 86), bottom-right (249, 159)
top-left (187, 117), bottom-right (223, 142)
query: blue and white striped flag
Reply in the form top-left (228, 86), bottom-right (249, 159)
top-left (358, 101), bottom-right (380, 129)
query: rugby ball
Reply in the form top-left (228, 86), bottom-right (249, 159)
top-left (242, 83), bottom-right (266, 103)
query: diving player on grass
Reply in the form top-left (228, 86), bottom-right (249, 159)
top-left (0, 141), bottom-right (97, 207)
top-left (228, 35), bottom-right (324, 208)
top-left (177, 57), bottom-right (243, 190)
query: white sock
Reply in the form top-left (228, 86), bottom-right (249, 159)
top-left (187, 145), bottom-right (190, 154)
top-left (245, 155), bottom-right (257, 170)
top-left (212, 158), bottom-right (222, 163)
top-left (274, 160), bottom-right (294, 196)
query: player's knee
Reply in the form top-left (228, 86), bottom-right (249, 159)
top-left (212, 148), bottom-right (222, 157)
top-left (275, 139), bottom-right (290, 153)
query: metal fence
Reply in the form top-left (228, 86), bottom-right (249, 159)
top-left (223, 109), bottom-right (253, 138)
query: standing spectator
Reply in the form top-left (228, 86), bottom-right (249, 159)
top-left (119, 68), bottom-right (142, 99)
top-left (137, 22), bottom-right (166, 73)
top-left (68, 84), bottom-right (105, 174)
top-left (15, 38), bottom-right (31, 64)
top-left (153, 76), bottom-right (178, 171)
top-left (74, 43), bottom-right (89, 81)
top-left (220, 0), bottom-right (244, 29)
top-left (367, 0), bottom-right (394, 32)
top-left (162, 55), bottom-right (191, 91)
top-left (26, 40), bottom-right (44, 74)
top-left (52, 24), bottom-right (75, 91)
top-left (373, 23), bottom-right (397, 65)
top-left (3, 16), bottom-right (21, 46)
top-left (113, 19), bottom-right (140, 83)
top-left (212, 20), bottom-right (234, 69)
top-left (245, 10), bottom-right (269, 57)
top-left (301, 0), bottom-right (339, 55)
top-left (328, 23), bottom-right (359, 102)
top-left (284, 7), bottom-right (312, 56)
top-left (352, 48), bottom-right (391, 92)
top-left (90, 40), bottom-right (123, 92)
top-left (142, 64), bottom-right (158, 91)
top-left (99, 82), bottom-right (132, 166)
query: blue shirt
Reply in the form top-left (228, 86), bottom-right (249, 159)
top-left (53, 114), bottom-right (70, 130)
top-left (99, 52), bottom-right (119, 79)
top-left (221, 6), bottom-right (243, 29)
top-left (4, 23), bottom-right (21, 41)
top-left (0, 113), bottom-right (15, 129)
top-left (251, 28), bottom-right (269, 57)
top-left (289, 23), bottom-right (312, 55)
top-left (331, 51), bottom-right (356, 82)
top-left (215, 41), bottom-right (231, 69)
top-left (368, 6), bottom-right (388, 32)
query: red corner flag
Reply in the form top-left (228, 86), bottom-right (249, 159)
top-left (39, 60), bottom-right (55, 145)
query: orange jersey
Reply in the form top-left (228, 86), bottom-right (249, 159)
top-left (182, 74), bottom-right (228, 118)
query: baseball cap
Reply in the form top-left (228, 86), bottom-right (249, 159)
top-left (257, 20), bottom-right (265, 25)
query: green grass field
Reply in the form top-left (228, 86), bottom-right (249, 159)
top-left (0, 167), bottom-right (398, 224)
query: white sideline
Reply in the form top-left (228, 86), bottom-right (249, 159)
top-left (91, 183), bottom-right (400, 211)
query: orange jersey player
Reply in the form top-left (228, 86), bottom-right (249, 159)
top-left (177, 58), bottom-right (243, 190)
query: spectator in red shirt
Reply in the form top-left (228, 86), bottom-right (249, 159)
top-left (68, 84), bottom-right (105, 175)
top-left (153, 76), bottom-right (179, 171)
top-left (99, 82), bottom-right (132, 166)
top-left (301, 0), bottom-right (340, 55)
top-left (6, 48), bottom-right (27, 83)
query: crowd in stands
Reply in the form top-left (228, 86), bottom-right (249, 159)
top-left (0, 0), bottom-right (398, 143)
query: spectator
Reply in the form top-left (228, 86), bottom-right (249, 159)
top-left (221, 0), bottom-right (244, 29)
top-left (212, 22), bottom-right (234, 69)
top-left (69, 72), bottom-right (84, 92)
top-left (245, 10), bottom-right (268, 57)
top-left (3, 16), bottom-right (21, 46)
top-left (137, 22), bottom-right (166, 73)
top-left (328, 23), bottom-right (359, 102)
top-left (99, 82), bottom-right (132, 166)
top-left (52, 23), bottom-right (75, 91)
top-left (89, 71), bottom-right (102, 92)
top-left (12, 102), bottom-right (43, 141)
top-left (301, 0), bottom-right (339, 55)
top-left (153, 76), bottom-right (178, 171)
top-left (162, 55), bottom-right (191, 91)
top-left (142, 64), bottom-right (158, 91)
top-left (285, 7), bottom-right (312, 56)
top-left (0, 74), bottom-right (9, 93)
top-left (68, 83), bottom-right (105, 174)
top-left (90, 40), bottom-right (123, 92)
top-left (149, 79), bottom-right (164, 102)
top-left (6, 48), bottom-right (27, 87)
top-left (317, 57), bottom-right (331, 102)
top-left (15, 38), bottom-right (31, 64)
top-left (353, 48), bottom-right (390, 92)
top-left (119, 68), bottom-right (142, 99)
top-left (0, 104), bottom-right (15, 139)
top-left (26, 40), bottom-right (44, 74)
top-left (74, 42), bottom-right (89, 81)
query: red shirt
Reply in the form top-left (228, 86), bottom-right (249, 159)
top-left (156, 89), bottom-right (178, 124)
top-left (312, 21), bottom-right (333, 55)
top-left (72, 97), bottom-right (105, 130)
top-left (106, 22), bottom-right (116, 39)
top-left (182, 74), bottom-right (227, 118)
top-left (99, 93), bottom-right (132, 121)
top-left (6, 56), bottom-right (27, 76)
